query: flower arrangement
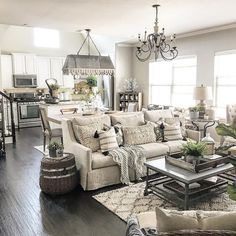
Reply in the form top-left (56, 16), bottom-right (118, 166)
top-left (123, 78), bottom-right (139, 92)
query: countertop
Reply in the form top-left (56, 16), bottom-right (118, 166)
top-left (39, 100), bottom-right (85, 106)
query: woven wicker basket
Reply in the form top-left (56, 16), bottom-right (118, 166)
top-left (40, 153), bottom-right (78, 195)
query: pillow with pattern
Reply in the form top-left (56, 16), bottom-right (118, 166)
top-left (165, 117), bottom-right (187, 138)
top-left (145, 121), bottom-right (162, 142)
top-left (98, 127), bottom-right (119, 154)
top-left (122, 123), bottom-right (156, 145)
top-left (76, 122), bottom-right (103, 152)
top-left (163, 123), bottom-right (183, 141)
top-left (103, 123), bottom-right (124, 146)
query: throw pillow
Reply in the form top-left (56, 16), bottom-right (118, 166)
top-left (156, 207), bottom-right (200, 233)
top-left (76, 122), bottom-right (103, 152)
top-left (199, 211), bottom-right (236, 231)
top-left (145, 121), bottom-right (162, 142)
top-left (165, 117), bottom-right (187, 138)
top-left (122, 123), bottom-right (156, 145)
top-left (103, 123), bottom-right (124, 146)
top-left (163, 123), bottom-right (183, 141)
top-left (72, 114), bottom-right (111, 142)
top-left (98, 127), bottom-right (119, 153)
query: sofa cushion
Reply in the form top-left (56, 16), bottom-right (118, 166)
top-left (76, 123), bottom-right (103, 152)
top-left (162, 140), bottom-right (186, 154)
top-left (110, 112), bottom-right (145, 126)
top-left (123, 124), bottom-right (156, 145)
top-left (144, 110), bottom-right (173, 122)
top-left (138, 143), bottom-right (169, 159)
top-left (92, 152), bottom-right (116, 169)
top-left (156, 207), bottom-right (200, 233)
top-left (98, 127), bottom-right (119, 153)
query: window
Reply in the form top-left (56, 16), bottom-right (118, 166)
top-left (34, 28), bottom-right (59, 48)
top-left (149, 56), bottom-right (197, 108)
top-left (215, 52), bottom-right (236, 117)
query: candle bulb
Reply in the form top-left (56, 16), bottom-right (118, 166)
top-left (144, 30), bottom-right (147, 41)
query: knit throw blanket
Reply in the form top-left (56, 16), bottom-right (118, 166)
top-left (108, 145), bottom-right (146, 185)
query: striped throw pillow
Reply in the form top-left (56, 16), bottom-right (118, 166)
top-left (99, 127), bottom-right (119, 153)
top-left (164, 123), bottom-right (183, 141)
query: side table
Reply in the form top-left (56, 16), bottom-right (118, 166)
top-left (186, 118), bottom-right (219, 138)
top-left (39, 153), bottom-right (78, 195)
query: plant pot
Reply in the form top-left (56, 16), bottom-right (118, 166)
top-left (52, 90), bottom-right (59, 98)
top-left (189, 111), bottom-right (199, 120)
top-left (49, 149), bottom-right (57, 158)
top-left (185, 155), bottom-right (200, 165)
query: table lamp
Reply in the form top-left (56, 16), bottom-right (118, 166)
top-left (193, 85), bottom-right (212, 118)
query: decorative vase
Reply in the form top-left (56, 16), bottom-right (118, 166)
top-left (189, 111), bottom-right (199, 120)
top-left (49, 149), bottom-right (57, 158)
top-left (202, 133), bottom-right (215, 155)
top-left (185, 155), bottom-right (200, 165)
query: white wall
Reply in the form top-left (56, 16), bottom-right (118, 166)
top-left (115, 45), bottom-right (133, 109)
top-left (0, 24), bottom-right (89, 57)
top-left (131, 27), bottom-right (236, 107)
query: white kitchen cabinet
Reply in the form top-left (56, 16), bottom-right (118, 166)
top-left (50, 57), bottom-right (64, 86)
top-left (12, 53), bottom-right (36, 74)
top-left (25, 54), bottom-right (36, 74)
top-left (36, 57), bottom-right (51, 88)
top-left (1, 55), bottom-right (13, 89)
top-left (36, 56), bottom-right (67, 88)
top-left (63, 74), bottom-right (74, 88)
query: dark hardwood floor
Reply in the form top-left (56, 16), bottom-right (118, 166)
top-left (0, 127), bottom-right (126, 236)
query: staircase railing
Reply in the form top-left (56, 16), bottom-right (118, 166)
top-left (0, 91), bottom-right (16, 155)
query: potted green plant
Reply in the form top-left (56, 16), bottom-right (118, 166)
top-left (189, 106), bottom-right (199, 120)
top-left (86, 76), bottom-right (97, 87)
top-left (50, 84), bottom-right (60, 98)
top-left (181, 141), bottom-right (206, 164)
top-left (47, 141), bottom-right (64, 157)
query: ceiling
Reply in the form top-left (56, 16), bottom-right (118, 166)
top-left (1, 0), bottom-right (236, 41)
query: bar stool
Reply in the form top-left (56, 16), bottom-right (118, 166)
top-left (39, 107), bottom-right (63, 151)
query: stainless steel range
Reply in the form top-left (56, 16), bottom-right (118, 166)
top-left (11, 93), bottom-right (41, 129)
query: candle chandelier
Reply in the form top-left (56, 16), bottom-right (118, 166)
top-left (136, 4), bottom-right (178, 62)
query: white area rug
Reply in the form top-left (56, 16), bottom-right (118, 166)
top-left (34, 145), bottom-right (48, 155)
top-left (93, 182), bottom-right (236, 221)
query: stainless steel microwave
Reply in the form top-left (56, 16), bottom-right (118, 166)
top-left (13, 74), bottom-right (38, 88)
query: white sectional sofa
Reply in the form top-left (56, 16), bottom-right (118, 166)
top-left (62, 110), bottom-right (200, 191)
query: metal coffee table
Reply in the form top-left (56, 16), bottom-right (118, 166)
top-left (144, 157), bottom-right (235, 210)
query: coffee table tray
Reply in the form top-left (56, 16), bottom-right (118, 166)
top-left (165, 155), bottom-right (230, 173)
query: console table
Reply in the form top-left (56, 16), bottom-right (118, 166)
top-left (186, 118), bottom-right (219, 137)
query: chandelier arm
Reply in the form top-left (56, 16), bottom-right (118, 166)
top-left (140, 42), bottom-right (151, 53)
top-left (160, 42), bottom-right (171, 53)
top-left (136, 49), bottom-right (152, 62)
top-left (160, 48), bottom-right (178, 61)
